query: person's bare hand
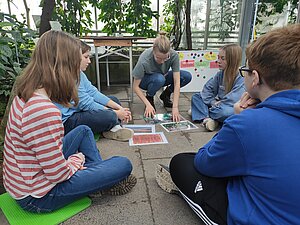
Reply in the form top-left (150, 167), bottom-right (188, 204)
top-left (77, 153), bottom-right (86, 170)
top-left (144, 104), bottom-right (156, 118)
top-left (122, 108), bottom-right (132, 123)
top-left (115, 108), bottom-right (132, 123)
top-left (172, 107), bottom-right (180, 122)
top-left (234, 92), bottom-right (260, 114)
top-left (79, 165), bottom-right (87, 170)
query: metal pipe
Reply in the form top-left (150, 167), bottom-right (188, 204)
top-left (297, 0), bottom-right (300, 23)
top-left (251, 0), bottom-right (259, 41)
top-left (203, 0), bottom-right (211, 50)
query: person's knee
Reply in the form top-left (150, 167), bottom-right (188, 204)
top-left (184, 71), bottom-right (192, 82)
top-left (88, 110), bottom-right (118, 131)
top-left (191, 93), bottom-right (202, 104)
top-left (180, 70), bottom-right (192, 85)
top-left (210, 107), bottom-right (233, 122)
top-left (100, 110), bottom-right (118, 124)
top-left (170, 153), bottom-right (196, 185)
top-left (111, 156), bottom-right (133, 174)
top-left (68, 124), bottom-right (92, 135)
top-left (154, 74), bottom-right (166, 87)
top-left (170, 153), bottom-right (192, 173)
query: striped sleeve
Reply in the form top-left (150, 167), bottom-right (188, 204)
top-left (22, 98), bottom-right (82, 184)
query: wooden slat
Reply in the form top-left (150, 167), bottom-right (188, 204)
top-left (94, 39), bottom-right (132, 47)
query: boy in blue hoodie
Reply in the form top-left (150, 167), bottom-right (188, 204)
top-left (157, 24), bottom-right (300, 224)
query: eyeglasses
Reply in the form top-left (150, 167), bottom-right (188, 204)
top-left (164, 54), bottom-right (171, 62)
top-left (154, 52), bottom-right (170, 62)
top-left (239, 66), bottom-right (253, 77)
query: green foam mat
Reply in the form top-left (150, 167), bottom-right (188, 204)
top-left (0, 193), bottom-right (91, 225)
top-left (94, 133), bottom-right (100, 141)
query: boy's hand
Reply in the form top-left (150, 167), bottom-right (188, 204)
top-left (234, 92), bottom-right (260, 114)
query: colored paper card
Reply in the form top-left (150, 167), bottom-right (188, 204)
top-left (123, 124), bottom-right (155, 133)
top-left (129, 132), bottom-right (168, 146)
top-left (160, 120), bottom-right (198, 132)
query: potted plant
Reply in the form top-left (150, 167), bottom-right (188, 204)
top-left (0, 12), bottom-right (36, 193)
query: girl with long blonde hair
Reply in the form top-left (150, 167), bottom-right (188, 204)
top-left (189, 44), bottom-right (245, 131)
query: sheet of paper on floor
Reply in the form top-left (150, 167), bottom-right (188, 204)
top-left (143, 113), bottom-right (186, 124)
top-left (129, 132), bottom-right (168, 146)
top-left (123, 124), bottom-right (155, 133)
top-left (160, 120), bottom-right (198, 132)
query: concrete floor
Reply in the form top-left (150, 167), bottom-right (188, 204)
top-left (1, 86), bottom-right (217, 225)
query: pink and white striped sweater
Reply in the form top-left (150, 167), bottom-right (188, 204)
top-left (3, 93), bottom-right (83, 200)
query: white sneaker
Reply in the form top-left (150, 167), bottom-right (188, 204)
top-left (187, 108), bottom-right (192, 116)
top-left (103, 125), bottom-right (134, 141)
top-left (203, 118), bottom-right (219, 132)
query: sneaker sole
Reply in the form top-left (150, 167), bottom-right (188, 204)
top-left (205, 120), bottom-right (219, 132)
top-left (155, 164), bottom-right (178, 194)
top-left (105, 174), bottom-right (137, 196)
top-left (89, 190), bottom-right (104, 198)
top-left (103, 128), bottom-right (134, 141)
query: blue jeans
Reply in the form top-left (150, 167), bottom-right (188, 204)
top-left (139, 70), bottom-right (192, 96)
top-left (64, 96), bottom-right (121, 134)
top-left (17, 125), bottom-right (132, 213)
top-left (191, 93), bottom-right (233, 122)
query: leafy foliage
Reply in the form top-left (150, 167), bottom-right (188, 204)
top-left (257, 0), bottom-right (299, 25)
top-left (52, 0), bottom-right (93, 36)
top-left (96, 0), bottom-right (125, 35)
top-left (210, 0), bottom-right (241, 41)
top-left (0, 13), bottom-right (36, 101)
top-left (160, 0), bottom-right (186, 49)
top-left (95, 0), bottom-right (158, 37)
top-left (125, 0), bottom-right (158, 37)
top-left (51, 0), bottom-right (158, 37)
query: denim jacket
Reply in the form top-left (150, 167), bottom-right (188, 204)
top-left (201, 70), bottom-right (245, 107)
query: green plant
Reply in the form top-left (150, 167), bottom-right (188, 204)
top-left (210, 0), bottom-right (241, 41)
top-left (0, 12), bottom-right (36, 102)
top-left (160, 0), bottom-right (186, 49)
top-left (96, 0), bottom-right (124, 35)
top-left (52, 0), bottom-right (93, 36)
top-left (0, 101), bottom-right (5, 120)
top-left (96, 0), bottom-right (158, 37)
top-left (125, 0), bottom-right (158, 37)
top-left (257, 0), bottom-right (299, 25)
top-left (0, 13), bottom-right (36, 151)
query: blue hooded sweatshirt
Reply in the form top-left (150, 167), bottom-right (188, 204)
top-left (195, 90), bottom-right (300, 225)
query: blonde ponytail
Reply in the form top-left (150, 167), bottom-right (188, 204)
top-left (153, 31), bottom-right (170, 54)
